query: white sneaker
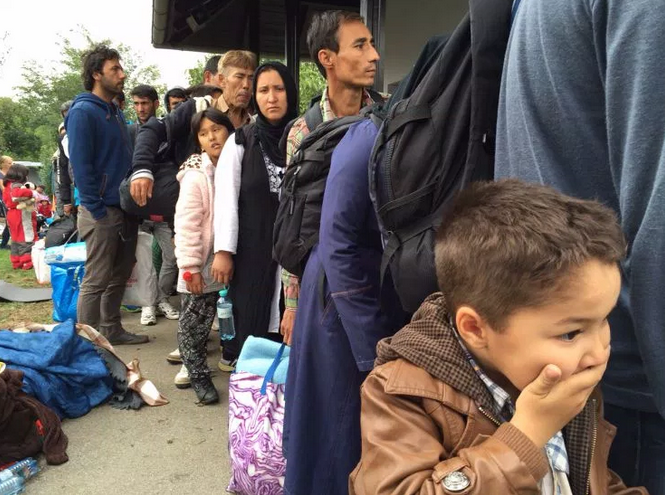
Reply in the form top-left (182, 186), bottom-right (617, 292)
top-left (157, 301), bottom-right (180, 320)
top-left (174, 364), bottom-right (191, 389)
top-left (166, 348), bottom-right (182, 364)
top-left (140, 306), bottom-right (157, 326)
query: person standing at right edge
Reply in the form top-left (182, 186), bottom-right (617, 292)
top-left (65, 45), bottom-right (147, 345)
top-left (495, 1), bottom-right (665, 492)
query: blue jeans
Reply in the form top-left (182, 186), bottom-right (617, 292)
top-left (605, 403), bottom-right (665, 493)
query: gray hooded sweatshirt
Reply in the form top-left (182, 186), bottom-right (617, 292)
top-left (495, 0), bottom-right (665, 417)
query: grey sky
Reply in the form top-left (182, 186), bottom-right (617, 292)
top-left (0, 0), bottom-right (207, 97)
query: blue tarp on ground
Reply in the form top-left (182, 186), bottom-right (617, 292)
top-left (0, 320), bottom-right (112, 418)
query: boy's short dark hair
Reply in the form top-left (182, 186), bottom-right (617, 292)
top-left (204, 55), bottom-right (222, 76)
top-left (81, 44), bottom-right (121, 91)
top-left (306, 10), bottom-right (365, 77)
top-left (130, 84), bottom-right (158, 102)
top-left (164, 86), bottom-right (187, 111)
top-left (434, 179), bottom-right (626, 330)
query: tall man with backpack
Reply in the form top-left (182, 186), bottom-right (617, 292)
top-left (495, 1), bottom-right (665, 492)
top-left (276, 0), bottom-right (518, 492)
top-left (278, 10), bottom-right (383, 345)
top-left (277, 10), bottom-right (406, 495)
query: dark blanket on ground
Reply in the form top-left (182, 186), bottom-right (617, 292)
top-left (95, 347), bottom-right (144, 410)
top-left (0, 320), bottom-right (113, 418)
top-left (0, 368), bottom-right (69, 464)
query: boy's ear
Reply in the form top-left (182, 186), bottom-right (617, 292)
top-left (456, 306), bottom-right (491, 350)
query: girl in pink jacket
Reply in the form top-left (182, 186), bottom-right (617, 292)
top-left (174, 108), bottom-right (234, 405)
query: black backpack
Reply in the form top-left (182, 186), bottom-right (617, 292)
top-left (369, 0), bottom-right (512, 313)
top-left (273, 103), bottom-right (383, 278)
top-left (119, 98), bottom-right (211, 221)
top-left (119, 124), bottom-right (181, 221)
top-left (45, 215), bottom-right (78, 248)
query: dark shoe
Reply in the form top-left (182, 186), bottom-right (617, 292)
top-left (191, 377), bottom-right (219, 406)
top-left (106, 329), bottom-right (150, 345)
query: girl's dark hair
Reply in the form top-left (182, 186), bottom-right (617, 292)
top-left (190, 108), bottom-right (235, 148)
top-left (3, 163), bottom-right (29, 186)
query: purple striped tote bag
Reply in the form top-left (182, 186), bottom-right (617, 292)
top-left (228, 343), bottom-right (287, 494)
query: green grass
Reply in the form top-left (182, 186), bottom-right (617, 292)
top-left (0, 247), bottom-right (54, 328)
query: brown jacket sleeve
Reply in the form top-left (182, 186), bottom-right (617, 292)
top-left (606, 469), bottom-right (649, 495)
top-left (350, 367), bottom-right (550, 495)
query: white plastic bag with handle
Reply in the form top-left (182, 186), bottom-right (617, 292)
top-left (122, 231), bottom-right (158, 307)
top-left (32, 238), bottom-right (50, 284)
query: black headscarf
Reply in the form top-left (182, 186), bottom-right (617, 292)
top-left (252, 61), bottom-right (298, 168)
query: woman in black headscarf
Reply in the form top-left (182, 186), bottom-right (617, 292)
top-left (212, 61), bottom-right (298, 368)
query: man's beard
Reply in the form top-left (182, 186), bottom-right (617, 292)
top-left (101, 77), bottom-right (123, 96)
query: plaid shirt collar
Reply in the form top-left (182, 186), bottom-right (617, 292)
top-left (319, 87), bottom-right (376, 121)
top-left (451, 323), bottom-right (570, 478)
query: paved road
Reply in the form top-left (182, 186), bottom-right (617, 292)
top-left (28, 309), bottom-right (233, 494)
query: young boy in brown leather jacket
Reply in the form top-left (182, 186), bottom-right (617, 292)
top-left (350, 180), bottom-right (648, 495)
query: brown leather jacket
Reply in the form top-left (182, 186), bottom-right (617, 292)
top-left (349, 295), bottom-right (648, 495)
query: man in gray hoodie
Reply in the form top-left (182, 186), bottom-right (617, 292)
top-left (495, 1), bottom-right (665, 492)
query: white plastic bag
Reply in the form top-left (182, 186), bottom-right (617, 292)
top-left (44, 241), bottom-right (87, 265)
top-left (122, 231), bottom-right (158, 307)
top-left (32, 239), bottom-right (51, 284)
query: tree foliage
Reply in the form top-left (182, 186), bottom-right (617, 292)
top-left (298, 62), bottom-right (326, 114)
top-left (2, 37), bottom-right (328, 196)
top-left (0, 32), bottom-right (11, 78)
top-left (0, 29), bottom-right (164, 194)
top-left (0, 98), bottom-right (41, 161)
top-left (186, 54), bottom-right (221, 87)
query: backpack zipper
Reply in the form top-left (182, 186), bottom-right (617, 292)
top-left (288, 166), bottom-right (301, 215)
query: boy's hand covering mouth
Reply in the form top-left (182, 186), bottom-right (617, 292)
top-left (510, 361), bottom-right (607, 448)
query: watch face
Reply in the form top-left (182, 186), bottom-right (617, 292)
top-left (442, 471), bottom-right (471, 492)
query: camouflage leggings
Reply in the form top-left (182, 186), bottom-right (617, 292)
top-left (177, 293), bottom-right (217, 381)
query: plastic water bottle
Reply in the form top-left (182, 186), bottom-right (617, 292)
top-left (217, 288), bottom-right (235, 341)
top-left (0, 458), bottom-right (39, 482)
top-left (0, 475), bottom-right (24, 495)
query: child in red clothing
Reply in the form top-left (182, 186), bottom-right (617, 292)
top-left (2, 164), bottom-right (37, 269)
top-left (37, 199), bottom-right (52, 218)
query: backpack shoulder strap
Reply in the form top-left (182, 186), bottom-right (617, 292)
top-left (367, 88), bottom-right (386, 103)
top-left (280, 117), bottom-right (298, 158)
top-left (304, 103), bottom-right (324, 132)
top-left (308, 93), bottom-right (323, 109)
